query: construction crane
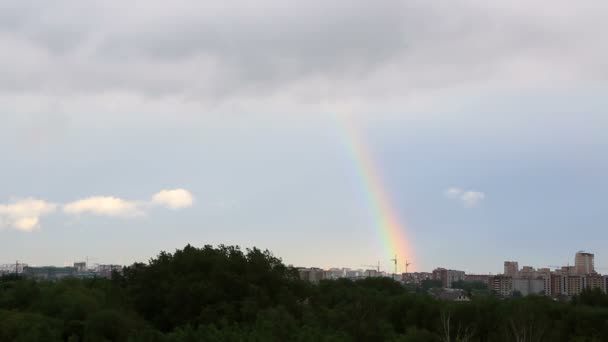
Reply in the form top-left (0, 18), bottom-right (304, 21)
top-left (390, 255), bottom-right (398, 277)
top-left (404, 260), bottom-right (412, 274)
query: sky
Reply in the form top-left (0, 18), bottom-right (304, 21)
top-left (1, 0), bottom-right (607, 274)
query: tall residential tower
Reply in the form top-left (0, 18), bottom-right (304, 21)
top-left (575, 251), bottom-right (594, 275)
top-left (504, 261), bottom-right (519, 276)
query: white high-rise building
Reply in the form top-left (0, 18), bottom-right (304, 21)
top-left (575, 251), bottom-right (594, 275)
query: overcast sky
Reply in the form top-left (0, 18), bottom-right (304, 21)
top-left (1, 0), bottom-right (607, 273)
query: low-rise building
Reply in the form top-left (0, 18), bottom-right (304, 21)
top-left (23, 266), bottom-right (77, 280)
top-left (298, 267), bottom-right (326, 283)
top-left (403, 272), bottom-right (432, 283)
top-left (434, 288), bottom-right (470, 302)
top-left (74, 262), bottom-right (87, 273)
top-left (325, 268), bottom-right (345, 280)
top-left (362, 269), bottom-right (381, 278)
top-left (0, 263), bottom-right (28, 275)
top-left (345, 269), bottom-right (364, 279)
top-left (95, 264), bottom-right (123, 279)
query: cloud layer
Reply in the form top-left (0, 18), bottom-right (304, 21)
top-left (445, 187), bottom-right (485, 208)
top-left (1, 0), bottom-right (607, 117)
top-left (0, 189), bottom-right (194, 231)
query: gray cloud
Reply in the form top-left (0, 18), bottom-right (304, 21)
top-left (0, 0), bottom-right (607, 115)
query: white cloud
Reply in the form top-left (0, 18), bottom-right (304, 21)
top-left (152, 189), bottom-right (194, 209)
top-left (444, 187), bottom-right (463, 199)
top-left (445, 187), bottom-right (485, 208)
top-left (63, 196), bottom-right (143, 217)
top-left (460, 191), bottom-right (485, 208)
top-left (0, 188), bottom-right (195, 232)
top-left (0, 198), bottom-right (58, 231)
top-left (62, 188), bottom-right (196, 217)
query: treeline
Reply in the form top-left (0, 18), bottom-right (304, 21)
top-left (1, 244), bottom-right (608, 341)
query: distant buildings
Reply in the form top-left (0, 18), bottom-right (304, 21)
top-left (74, 262), bottom-right (87, 273)
top-left (23, 266), bottom-right (77, 280)
top-left (95, 264), bottom-right (123, 279)
top-left (566, 275), bottom-right (583, 296)
top-left (325, 268), bottom-right (345, 280)
top-left (294, 250), bottom-right (604, 299)
top-left (432, 268), bottom-right (465, 288)
top-left (20, 262), bottom-right (122, 281)
top-left (489, 251), bottom-right (605, 297)
top-left (519, 266), bottom-right (536, 277)
top-left (550, 274), bottom-right (563, 296)
top-left (403, 272), bottom-right (433, 283)
top-left (513, 277), bottom-right (545, 296)
top-left (464, 274), bottom-right (490, 284)
top-left (489, 274), bottom-right (546, 297)
top-left (296, 266), bottom-right (478, 290)
top-left (0, 263), bottom-right (28, 275)
top-left (298, 268), bottom-right (327, 283)
top-left (489, 275), bottom-right (513, 297)
top-left (345, 269), bottom-right (365, 279)
top-left (585, 274), bottom-right (605, 292)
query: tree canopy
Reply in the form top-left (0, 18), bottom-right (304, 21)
top-left (1, 244), bottom-right (607, 341)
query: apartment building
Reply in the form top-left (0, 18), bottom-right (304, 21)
top-left (432, 268), bottom-right (465, 288)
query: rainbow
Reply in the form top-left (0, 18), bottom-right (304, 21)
top-left (334, 114), bottom-right (414, 273)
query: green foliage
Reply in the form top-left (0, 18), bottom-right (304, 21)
top-left (421, 279), bottom-right (443, 291)
top-left (0, 310), bottom-right (62, 341)
top-left (451, 280), bottom-right (489, 296)
top-left (573, 287), bottom-right (608, 307)
top-left (117, 244), bottom-right (301, 331)
top-left (1, 244), bottom-right (608, 341)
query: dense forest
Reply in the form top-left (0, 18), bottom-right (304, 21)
top-left (1, 244), bottom-right (608, 341)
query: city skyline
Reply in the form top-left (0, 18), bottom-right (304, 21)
top-left (7, 246), bottom-right (606, 301)
top-left (2, 249), bottom-right (603, 279)
top-left (1, 1), bottom-right (608, 273)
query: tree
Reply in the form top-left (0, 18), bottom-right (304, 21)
top-left (421, 279), bottom-right (443, 291)
top-left (4, 244), bottom-right (608, 341)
